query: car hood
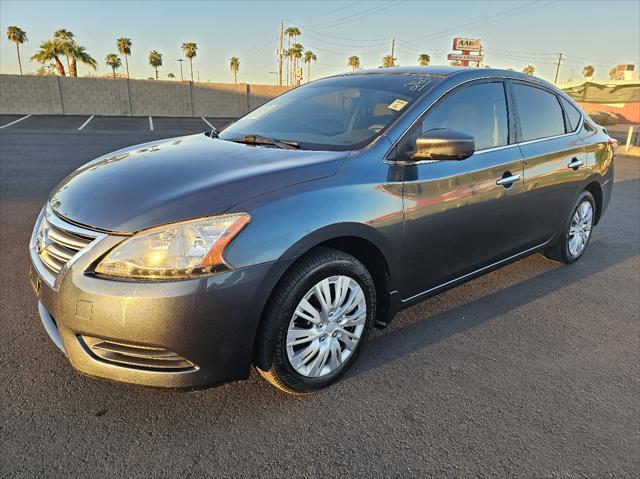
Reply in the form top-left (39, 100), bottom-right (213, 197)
top-left (50, 133), bottom-right (347, 232)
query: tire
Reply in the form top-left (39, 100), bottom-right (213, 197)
top-left (255, 247), bottom-right (376, 394)
top-left (544, 190), bottom-right (596, 264)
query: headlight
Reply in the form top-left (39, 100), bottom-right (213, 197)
top-left (94, 214), bottom-right (250, 280)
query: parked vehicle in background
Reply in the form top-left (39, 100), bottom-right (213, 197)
top-left (29, 67), bottom-right (615, 394)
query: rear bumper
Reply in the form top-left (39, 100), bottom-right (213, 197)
top-left (30, 233), bottom-right (292, 389)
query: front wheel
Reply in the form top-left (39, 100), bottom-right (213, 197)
top-left (254, 247), bottom-right (376, 394)
top-left (544, 190), bottom-right (595, 264)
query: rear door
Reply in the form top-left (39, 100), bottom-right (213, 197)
top-left (511, 81), bottom-right (588, 249)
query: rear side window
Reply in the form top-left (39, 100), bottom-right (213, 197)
top-left (421, 82), bottom-right (508, 150)
top-left (560, 97), bottom-right (582, 132)
top-left (513, 84), bottom-right (565, 141)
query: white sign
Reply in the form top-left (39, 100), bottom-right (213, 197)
top-left (453, 37), bottom-right (482, 52)
top-left (447, 54), bottom-right (484, 62)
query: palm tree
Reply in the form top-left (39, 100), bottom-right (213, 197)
top-left (229, 57), bottom-right (240, 84)
top-left (284, 26), bottom-right (300, 85)
top-left (347, 55), bottom-right (360, 71)
top-left (167, 72), bottom-right (176, 80)
top-left (418, 53), bottom-right (430, 66)
top-left (148, 50), bottom-right (162, 79)
top-left (6, 26), bottom-right (27, 75)
top-left (68, 44), bottom-right (97, 77)
top-left (381, 55), bottom-right (396, 68)
top-left (289, 43), bottom-right (304, 85)
top-left (583, 65), bottom-right (594, 79)
top-left (303, 50), bottom-right (317, 83)
top-left (523, 65), bottom-right (535, 75)
top-left (116, 37), bottom-right (132, 78)
top-left (105, 53), bottom-right (122, 78)
top-left (31, 40), bottom-right (66, 76)
top-left (181, 42), bottom-right (198, 82)
top-left (53, 29), bottom-right (75, 75)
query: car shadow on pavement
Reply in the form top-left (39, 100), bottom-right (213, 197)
top-left (346, 240), bottom-right (637, 382)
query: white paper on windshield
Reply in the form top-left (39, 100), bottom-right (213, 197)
top-left (388, 99), bottom-right (408, 111)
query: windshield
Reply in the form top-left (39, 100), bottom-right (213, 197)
top-left (219, 74), bottom-right (440, 151)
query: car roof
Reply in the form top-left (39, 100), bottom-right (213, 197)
top-left (333, 65), bottom-right (562, 93)
top-left (341, 65), bottom-right (531, 79)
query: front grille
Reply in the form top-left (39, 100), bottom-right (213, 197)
top-left (79, 335), bottom-right (195, 371)
top-left (36, 207), bottom-right (97, 276)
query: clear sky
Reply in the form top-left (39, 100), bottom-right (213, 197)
top-left (1, 0), bottom-right (639, 84)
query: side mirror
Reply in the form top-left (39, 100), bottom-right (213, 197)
top-left (412, 129), bottom-right (475, 161)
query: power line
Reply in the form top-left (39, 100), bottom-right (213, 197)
top-left (317, 0), bottom-right (405, 29)
top-left (308, 1), bottom-right (364, 20)
top-left (283, 22), bottom-right (394, 43)
top-left (302, 31), bottom-right (389, 49)
top-left (407, 1), bottom-right (550, 44)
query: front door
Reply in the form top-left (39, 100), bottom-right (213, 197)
top-left (400, 81), bottom-right (524, 300)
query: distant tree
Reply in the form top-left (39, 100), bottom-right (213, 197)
top-left (167, 72), bottom-right (176, 79)
top-left (289, 43), bottom-right (304, 85)
top-left (53, 29), bottom-right (75, 74)
top-left (35, 65), bottom-right (51, 76)
top-left (285, 26), bottom-right (301, 85)
top-left (303, 50), bottom-right (317, 83)
top-left (148, 50), bottom-right (162, 79)
top-left (583, 65), bottom-right (594, 79)
top-left (418, 53), bottom-right (430, 66)
top-left (381, 55), bottom-right (397, 68)
top-left (105, 53), bottom-right (122, 78)
top-left (523, 65), bottom-right (535, 75)
top-left (116, 37), bottom-right (132, 78)
top-left (449, 60), bottom-right (461, 67)
top-left (181, 42), bottom-right (198, 81)
top-left (6, 26), bottom-right (27, 74)
top-left (229, 56), bottom-right (240, 84)
top-left (347, 55), bottom-right (360, 71)
top-left (68, 44), bottom-right (97, 77)
top-left (31, 40), bottom-right (66, 76)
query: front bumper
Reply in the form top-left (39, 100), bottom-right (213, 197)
top-left (29, 216), bottom-right (290, 389)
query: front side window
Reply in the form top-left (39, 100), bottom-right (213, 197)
top-left (513, 84), bottom-right (566, 141)
top-left (219, 74), bottom-right (441, 151)
top-left (420, 82), bottom-right (509, 150)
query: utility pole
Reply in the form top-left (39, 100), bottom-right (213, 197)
top-left (278, 21), bottom-right (284, 86)
top-left (554, 52), bottom-right (563, 84)
top-left (390, 38), bottom-right (395, 65)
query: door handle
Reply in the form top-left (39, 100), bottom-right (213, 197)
top-left (567, 158), bottom-right (584, 170)
top-left (496, 173), bottom-right (521, 186)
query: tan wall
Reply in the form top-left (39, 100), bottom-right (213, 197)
top-left (0, 74), bottom-right (290, 117)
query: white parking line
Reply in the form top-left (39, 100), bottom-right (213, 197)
top-left (78, 115), bottom-right (94, 130)
top-left (148, 116), bottom-right (154, 131)
top-left (0, 114), bottom-right (31, 130)
top-left (201, 117), bottom-right (214, 129)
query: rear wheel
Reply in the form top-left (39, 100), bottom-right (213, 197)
top-left (544, 190), bottom-right (595, 264)
top-left (255, 247), bottom-right (375, 394)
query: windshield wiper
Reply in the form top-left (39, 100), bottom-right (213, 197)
top-left (233, 134), bottom-right (299, 150)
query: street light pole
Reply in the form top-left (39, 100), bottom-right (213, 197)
top-left (176, 59), bottom-right (184, 81)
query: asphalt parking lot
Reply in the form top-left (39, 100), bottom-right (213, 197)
top-left (1, 115), bottom-right (638, 477)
